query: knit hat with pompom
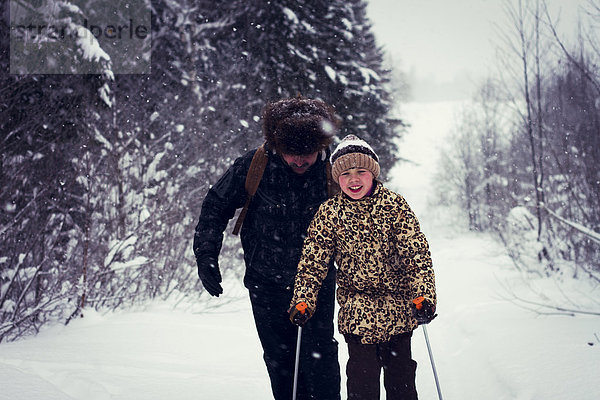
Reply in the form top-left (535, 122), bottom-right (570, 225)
top-left (330, 134), bottom-right (380, 183)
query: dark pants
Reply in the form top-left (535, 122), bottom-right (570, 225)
top-left (249, 275), bottom-right (340, 400)
top-left (345, 332), bottom-right (417, 400)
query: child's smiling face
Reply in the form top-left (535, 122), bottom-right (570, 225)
top-left (338, 168), bottom-right (374, 199)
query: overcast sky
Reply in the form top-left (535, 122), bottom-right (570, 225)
top-left (366, 0), bottom-right (587, 102)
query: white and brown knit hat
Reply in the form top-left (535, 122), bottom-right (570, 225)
top-left (330, 134), bottom-right (380, 183)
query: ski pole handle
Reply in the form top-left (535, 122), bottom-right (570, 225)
top-left (295, 302), bottom-right (308, 314)
top-left (290, 302), bottom-right (310, 326)
top-left (413, 296), bottom-right (425, 310)
top-left (413, 296), bottom-right (437, 325)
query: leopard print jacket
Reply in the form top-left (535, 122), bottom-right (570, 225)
top-left (291, 183), bottom-right (436, 344)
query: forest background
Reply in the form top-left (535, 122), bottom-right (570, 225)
top-left (1, 0), bottom-right (599, 343)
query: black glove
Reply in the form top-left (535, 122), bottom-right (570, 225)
top-left (289, 302), bottom-right (312, 326)
top-left (196, 256), bottom-right (223, 297)
top-left (411, 297), bottom-right (437, 325)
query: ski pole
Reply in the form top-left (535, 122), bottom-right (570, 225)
top-left (292, 302), bottom-right (308, 400)
top-left (421, 324), bottom-right (443, 400)
top-left (413, 297), bottom-right (443, 400)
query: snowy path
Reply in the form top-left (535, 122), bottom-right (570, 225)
top-left (393, 102), bottom-right (599, 399)
top-left (1, 102), bottom-right (598, 400)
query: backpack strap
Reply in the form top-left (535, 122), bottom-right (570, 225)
top-left (232, 144), bottom-right (268, 235)
top-left (232, 145), bottom-right (338, 235)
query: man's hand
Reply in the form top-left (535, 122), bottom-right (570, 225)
top-left (196, 256), bottom-right (223, 297)
top-left (412, 296), bottom-right (437, 325)
top-left (289, 302), bottom-right (312, 326)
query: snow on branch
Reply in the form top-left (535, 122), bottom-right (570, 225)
top-left (543, 205), bottom-right (600, 245)
top-left (324, 65), bottom-right (336, 82)
top-left (358, 67), bottom-right (379, 84)
top-left (104, 235), bottom-right (138, 268)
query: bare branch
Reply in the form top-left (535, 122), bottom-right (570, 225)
top-left (543, 2), bottom-right (600, 96)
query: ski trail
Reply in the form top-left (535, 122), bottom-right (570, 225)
top-left (391, 100), bottom-right (542, 399)
top-left (391, 101), bottom-right (599, 400)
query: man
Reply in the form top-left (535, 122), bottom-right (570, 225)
top-left (193, 96), bottom-right (341, 400)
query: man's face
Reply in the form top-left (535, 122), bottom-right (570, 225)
top-left (281, 152), bottom-right (319, 175)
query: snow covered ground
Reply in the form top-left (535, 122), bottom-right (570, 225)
top-left (1, 101), bottom-right (599, 400)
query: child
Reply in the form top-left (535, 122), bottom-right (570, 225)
top-left (289, 135), bottom-right (437, 400)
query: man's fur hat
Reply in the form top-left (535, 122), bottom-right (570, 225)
top-left (262, 96), bottom-right (339, 155)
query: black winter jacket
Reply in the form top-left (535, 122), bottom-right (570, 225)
top-left (193, 145), bottom-right (335, 292)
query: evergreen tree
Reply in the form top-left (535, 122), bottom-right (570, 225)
top-left (317, 0), bottom-right (401, 174)
top-left (1, 0), bottom-right (114, 340)
top-left (199, 0), bottom-right (403, 174)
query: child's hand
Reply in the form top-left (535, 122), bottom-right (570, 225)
top-left (411, 296), bottom-right (437, 324)
top-left (288, 302), bottom-right (312, 326)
